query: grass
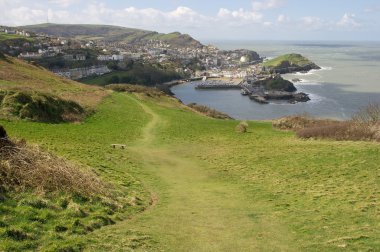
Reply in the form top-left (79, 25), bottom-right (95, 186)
top-left (0, 93), bottom-right (151, 251)
top-left (1, 87), bottom-right (379, 250)
top-left (262, 53), bottom-right (314, 68)
top-left (0, 33), bottom-right (34, 42)
top-left (0, 55), bottom-right (108, 108)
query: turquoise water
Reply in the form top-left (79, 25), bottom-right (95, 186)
top-left (171, 41), bottom-right (380, 120)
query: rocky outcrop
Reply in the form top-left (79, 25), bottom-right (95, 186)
top-left (244, 75), bottom-right (310, 104)
top-left (249, 91), bottom-right (310, 104)
top-left (255, 75), bottom-right (297, 92)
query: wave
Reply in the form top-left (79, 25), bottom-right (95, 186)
top-left (319, 66), bottom-right (333, 71)
top-left (296, 80), bottom-right (323, 85)
top-left (307, 92), bottom-right (325, 104)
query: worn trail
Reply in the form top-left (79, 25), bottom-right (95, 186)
top-left (88, 95), bottom-right (294, 251)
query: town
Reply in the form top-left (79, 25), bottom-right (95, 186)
top-left (0, 25), bottom-right (318, 104)
top-left (0, 25), bottom-right (264, 81)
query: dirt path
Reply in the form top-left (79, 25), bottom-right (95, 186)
top-left (88, 95), bottom-right (295, 251)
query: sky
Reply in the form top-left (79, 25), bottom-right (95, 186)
top-left (1, 0), bottom-right (380, 41)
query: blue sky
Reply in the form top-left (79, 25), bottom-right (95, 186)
top-left (1, 0), bottom-right (380, 41)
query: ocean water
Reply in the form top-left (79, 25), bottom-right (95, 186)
top-left (171, 41), bottom-right (380, 120)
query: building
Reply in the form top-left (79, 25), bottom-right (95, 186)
top-left (19, 52), bottom-right (42, 59)
top-left (75, 54), bottom-right (86, 61)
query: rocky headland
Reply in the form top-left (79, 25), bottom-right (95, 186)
top-left (262, 53), bottom-right (321, 74)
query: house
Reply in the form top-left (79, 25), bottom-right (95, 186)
top-left (63, 54), bottom-right (74, 61)
top-left (111, 54), bottom-right (124, 61)
top-left (19, 52), bottom-right (42, 59)
top-left (4, 29), bottom-right (16, 34)
top-left (75, 54), bottom-right (86, 61)
top-left (97, 55), bottom-right (111, 61)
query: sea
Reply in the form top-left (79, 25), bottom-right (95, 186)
top-left (171, 41), bottom-right (380, 120)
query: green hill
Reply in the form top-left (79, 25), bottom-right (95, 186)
top-left (0, 56), bottom-right (379, 251)
top-left (19, 23), bottom-right (203, 48)
top-left (0, 54), bottom-right (107, 107)
top-left (263, 53), bottom-right (321, 73)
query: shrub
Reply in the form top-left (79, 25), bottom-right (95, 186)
top-left (272, 114), bottom-right (335, 130)
top-left (105, 84), bottom-right (167, 99)
top-left (296, 121), bottom-right (379, 141)
top-left (352, 102), bottom-right (380, 126)
top-left (274, 104), bottom-right (380, 142)
top-left (0, 91), bottom-right (85, 123)
top-left (187, 103), bottom-right (232, 120)
top-left (236, 121), bottom-right (249, 133)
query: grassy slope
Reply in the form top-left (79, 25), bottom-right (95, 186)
top-left (0, 55), bottom-right (107, 108)
top-left (20, 23), bottom-right (201, 47)
top-left (263, 53), bottom-right (313, 68)
top-left (0, 33), bottom-right (33, 42)
top-left (2, 89), bottom-right (379, 251)
top-left (0, 93), bottom-right (151, 251)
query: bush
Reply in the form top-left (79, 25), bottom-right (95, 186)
top-left (352, 102), bottom-right (380, 126)
top-left (187, 103), bottom-right (232, 120)
top-left (296, 121), bottom-right (379, 141)
top-left (105, 84), bottom-right (165, 98)
top-left (274, 104), bottom-right (380, 142)
top-left (0, 91), bottom-right (85, 122)
top-left (236, 121), bottom-right (249, 133)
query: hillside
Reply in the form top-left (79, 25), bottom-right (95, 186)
top-left (263, 53), bottom-right (321, 73)
top-left (0, 56), bottom-right (379, 250)
top-left (19, 23), bottom-right (203, 48)
top-left (0, 55), bottom-right (107, 108)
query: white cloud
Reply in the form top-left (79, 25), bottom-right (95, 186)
top-left (217, 8), bottom-right (263, 22)
top-left (0, 1), bottom-right (372, 40)
top-left (301, 16), bottom-right (325, 30)
top-left (364, 5), bottom-right (380, 13)
top-left (337, 13), bottom-right (360, 28)
top-left (252, 0), bottom-right (283, 11)
top-left (277, 14), bottom-right (289, 23)
top-left (48, 0), bottom-right (76, 8)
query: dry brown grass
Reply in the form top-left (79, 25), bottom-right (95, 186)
top-left (296, 121), bottom-right (380, 141)
top-left (0, 55), bottom-right (108, 108)
top-left (187, 103), bottom-right (232, 120)
top-left (273, 105), bottom-right (380, 142)
top-left (272, 114), bottom-right (336, 130)
top-left (0, 137), bottom-right (108, 196)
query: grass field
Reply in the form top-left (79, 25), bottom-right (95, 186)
top-left (262, 53), bottom-right (314, 68)
top-left (1, 89), bottom-right (379, 251)
top-left (0, 33), bottom-right (34, 42)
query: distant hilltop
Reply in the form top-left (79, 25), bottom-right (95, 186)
top-left (262, 53), bottom-right (320, 74)
top-left (18, 23), bottom-right (203, 48)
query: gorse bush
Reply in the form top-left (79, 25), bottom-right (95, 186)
top-left (235, 121), bottom-right (249, 133)
top-left (0, 91), bottom-right (85, 122)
